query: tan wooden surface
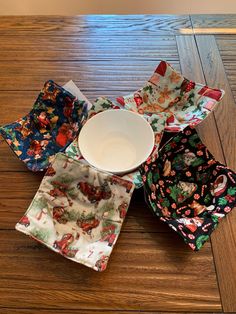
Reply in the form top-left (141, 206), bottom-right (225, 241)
top-left (0, 15), bottom-right (235, 313)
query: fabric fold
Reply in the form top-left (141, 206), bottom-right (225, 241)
top-left (16, 153), bottom-right (135, 271)
top-left (0, 80), bottom-right (88, 171)
top-left (140, 126), bottom-right (236, 250)
top-left (116, 60), bottom-right (225, 132)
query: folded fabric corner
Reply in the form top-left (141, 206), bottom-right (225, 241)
top-left (140, 125), bottom-right (236, 251)
top-left (63, 80), bottom-right (93, 110)
top-left (0, 80), bottom-right (88, 172)
top-left (15, 153), bottom-right (135, 271)
top-left (116, 60), bottom-right (224, 133)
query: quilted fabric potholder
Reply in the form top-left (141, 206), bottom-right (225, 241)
top-left (0, 80), bottom-right (88, 171)
top-left (16, 153), bottom-right (135, 271)
top-left (116, 60), bottom-right (225, 132)
top-left (140, 126), bottom-right (236, 251)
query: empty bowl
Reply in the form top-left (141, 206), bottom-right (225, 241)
top-left (78, 109), bottom-right (154, 174)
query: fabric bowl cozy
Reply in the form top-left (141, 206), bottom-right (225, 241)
top-left (16, 153), bottom-right (135, 271)
top-left (140, 126), bottom-right (236, 251)
top-left (0, 80), bottom-right (88, 171)
top-left (116, 60), bottom-right (225, 132)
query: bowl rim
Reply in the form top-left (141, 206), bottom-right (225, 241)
top-left (78, 109), bottom-right (155, 174)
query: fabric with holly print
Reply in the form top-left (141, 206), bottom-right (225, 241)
top-left (65, 97), bottom-right (169, 189)
top-left (0, 80), bottom-right (88, 171)
top-left (116, 60), bottom-right (224, 133)
top-left (16, 153), bottom-right (135, 272)
top-left (140, 126), bottom-right (236, 251)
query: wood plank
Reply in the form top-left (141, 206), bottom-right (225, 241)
top-left (196, 34), bottom-right (236, 312)
top-left (0, 311), bottom-right (223, 314)
top-left (216, 40), bottom-right (236, 54)
top-left (0, 34), bottom-right (177, 48)
top-left (0, 50), bottom-right (178, 62)
top-left (177, 35), bottom-right (225, 312)
top-left (0, 60), bottom-right (180, 92)
top-left (0, 311), bottom-right (224, 314)
top-left (0, 15), bottom-right (192, 36)
top-left (196, 36), bottom-right (236, 169)
top-left (216, 35), bottom-right (236, 104)
top-left (0, 60), bottom-right (180, 76)
top-left (0, 92), bottom-right (37, 126)
top-left (0, 53), bottom-right (179, 62)
top-left (0, 35), bottom-right (178, 61)
top-left (0, 141), bottom-right (29, 172)
top-left (191, 14), bottom-right (236, 34)
top-left (0, 230), bottom-right (221, 311)
top-left (0, 172), bottom-right (43, 199)
top-left (176, 35), bottom-right (225, 163)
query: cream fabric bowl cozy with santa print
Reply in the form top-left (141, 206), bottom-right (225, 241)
top-left (15, 153), bottom-right (135, 272)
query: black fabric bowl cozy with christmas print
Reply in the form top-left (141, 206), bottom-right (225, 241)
top-left (140, 125), bottom-right (236, 251)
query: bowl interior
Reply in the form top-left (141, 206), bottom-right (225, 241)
top-left (78, 109), bottom-right (154, 174)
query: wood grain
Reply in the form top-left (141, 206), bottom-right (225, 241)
top-left (216, 34), bottom-right (236, 103)
top-left (0, 15), bottom-right (192, 36)
top-left (196, 34), bottom-right (236, 312)
top-left (0, 172), bottom-right (43, 199)
top-left (191, 14), bottom-right (236, 34)
top-left (176, 35), bottom-right (225, 163)
top-left (0, 60), bottom-right (180, 92)
top-left (0, 311), bottom-right (223, 314)
top-left (0, 35), bottom-right (178, 61)
top-left (196, 35), bottom-right (236, 169)
top-left (0, 230), bottom-right (221, 311)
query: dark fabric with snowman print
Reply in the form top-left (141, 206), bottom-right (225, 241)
top-left (140, 126), bottom-right (236, 251)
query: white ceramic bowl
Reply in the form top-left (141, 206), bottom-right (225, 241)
top-left (78, 109), bottom-right (154, 174)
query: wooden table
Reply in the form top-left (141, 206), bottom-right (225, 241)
top-left (0, 14), bottom-right (236, 313)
